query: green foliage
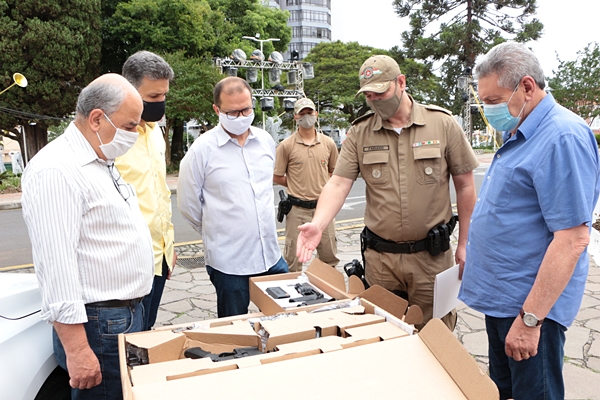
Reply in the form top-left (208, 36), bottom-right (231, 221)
top-left (166, 162), bottom-right (180, 175)
top-left (47, 118), bottom-right (72, 142)
top-left (206, 0), bottom-right (291, 58)
top-left (595, 134), bottom-right (600, 147)
top-left (162, 52), bottom-right (223, 126)
top-left (393, 0), bottom-right (543, 113)
top-left (549, 42), bottom-right (600, 124)
top-left (0, 170), bottom-right (21, 192)
top-left (319, 108), bottom-right (351, 131)
top-left (0, 0), bottom-right (101, 154)
top-left (101, 0), bottom-right (224, 73)
top-left (161, 51), bottom-right (223, 164)
top-left (101, 0), bottom-right (291, 73)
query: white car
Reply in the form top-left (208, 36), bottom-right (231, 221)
top-left (0, 273), bottom-right (69, 399)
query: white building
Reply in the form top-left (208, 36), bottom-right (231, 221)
top-left (268, 0), bottom-right (332, 61)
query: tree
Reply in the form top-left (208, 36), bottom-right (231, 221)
top-left (207, 0), bottom-right (291, 57)
top-left (549, 42), bottom-right (600, 125)
top-left (101, 0), bottom-right (225, 73)
top-left (393, 0), bottom-right (543, 113)
top-left (0, 0), bottom-right (102, 164)
top-left (161, 52), bottom-right (223, 165)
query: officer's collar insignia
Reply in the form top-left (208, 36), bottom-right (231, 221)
top-left (360, 67), bottom-right (382, 80)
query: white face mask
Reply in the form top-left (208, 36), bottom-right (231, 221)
top-left (97, 114), bottom-right (139, 159)
top-left (297, 114), bottom-right (317, 129)
top-left (219, 112), bottom-right (254, 136)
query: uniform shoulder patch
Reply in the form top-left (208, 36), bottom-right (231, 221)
top-left (423, 104), bottom-right (452, 115)
top-left (351, 111), bottom-right (375, 126)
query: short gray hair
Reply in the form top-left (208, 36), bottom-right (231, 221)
top-left (76, 81), bottom-right (127, 117)
top-left (122, 51), bottom-right (174, 89)
top-left (475, 42), bottom-right (545, 90)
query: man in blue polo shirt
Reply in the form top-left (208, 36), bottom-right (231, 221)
top-left (459, 42), bottom-right (600, 400)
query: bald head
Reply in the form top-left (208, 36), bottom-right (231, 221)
top-left (213, 76), bottom-right (252, 107)
top-left (76, 73), bottom-right (142, 119)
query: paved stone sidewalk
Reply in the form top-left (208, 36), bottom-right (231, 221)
top-left (161, 223), bottom-right (600, 400)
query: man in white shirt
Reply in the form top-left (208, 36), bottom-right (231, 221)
top-left (21, 74), bottom-right (154, 400)
top-left (178, 76), bottom-right (288, 317)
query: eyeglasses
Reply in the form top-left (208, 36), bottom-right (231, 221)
top-left (219, 107), bottom-right (253, 120)
top-left (107, 164), bottom-right (134, 204)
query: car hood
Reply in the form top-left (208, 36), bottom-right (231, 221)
top-left (0, 273), bottom-right (42, 319)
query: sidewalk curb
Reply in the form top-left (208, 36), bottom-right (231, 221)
top-left (0, 202), bottom-right (21, 211)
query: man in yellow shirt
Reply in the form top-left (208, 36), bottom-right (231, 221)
top-left (116, 51), bottom-right (176, 330)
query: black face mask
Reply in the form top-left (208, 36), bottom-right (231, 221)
top-left (141, 100), bottom-right (166, 122)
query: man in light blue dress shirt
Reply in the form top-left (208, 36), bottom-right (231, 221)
top-left (459, 42), bottom-right (600, 399)
top-left (178, 76), bottom-right (288, 317)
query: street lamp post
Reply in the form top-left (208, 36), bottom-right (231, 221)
top-left (242, 34), bottom-right (280, 129)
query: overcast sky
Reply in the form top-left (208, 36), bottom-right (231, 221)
top-left (331, 0), bottom-right (596, 77)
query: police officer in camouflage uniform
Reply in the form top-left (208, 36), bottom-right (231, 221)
top-left (296, 55), bottom-right (478, 330)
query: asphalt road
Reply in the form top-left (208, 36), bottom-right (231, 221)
top-left (0, 166), bottom-right (487, 268)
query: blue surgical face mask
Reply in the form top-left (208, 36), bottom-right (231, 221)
top-left (483, 85), bottom-right (527, 132)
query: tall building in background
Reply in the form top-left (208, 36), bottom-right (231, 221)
top-left (268, 0), bottom-right (332, 61)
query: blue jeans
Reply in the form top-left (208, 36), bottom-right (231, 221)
top-left (206, 256), bottom-right (289, 318)
top-left (141, 257), bottom-right (169, 330)
top-left (485, 315), bottom-right (566, 400)
top-left (53, 302), bottom-right (144, 400)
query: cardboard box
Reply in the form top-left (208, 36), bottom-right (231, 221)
top-left (121, 318), bottom-right (498, 399)
top-left (249, 258), bottom-right (363, 315)
top-left (250, 258), bottom-right (424, 321)
top-left (120, 286), bottom-right (497, 399)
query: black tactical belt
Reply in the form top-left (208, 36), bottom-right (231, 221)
top-left (288, 195), bottom-right (318, 209)
top-left (362, 227), bottom-right (429, 254)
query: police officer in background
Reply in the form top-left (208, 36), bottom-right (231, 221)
top-left (274, 98), bottom-right (339, 272)
top-left (296, 55), bottom-right (478, 330)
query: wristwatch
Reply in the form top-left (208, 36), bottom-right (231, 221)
top-left (519, 308), bottom-right (543, 327)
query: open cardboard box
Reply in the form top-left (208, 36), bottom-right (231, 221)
top-left (120, 319), bottom-right (498, 399)
top-left (120, 286), bottom-right (497, 399)
top-left (250, 258), bottom-right (423, 324)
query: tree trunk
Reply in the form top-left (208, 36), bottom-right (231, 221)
top-left (23, 124), bottom-right (48, 165)
top-left (170, 118), bottom-right (185, 166)
top-left (14, 124), bottom-right (48, 167)
top-left (161, 124), bottom-right (171, 167)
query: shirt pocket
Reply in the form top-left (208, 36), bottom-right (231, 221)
top-left (483, 164), bottom-right (513, 208)
top-left (362, 151), bottom-right (390, 187)
top-left (413, 145), bottom-right (441, 185)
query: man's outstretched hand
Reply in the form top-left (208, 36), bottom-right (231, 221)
top-left (296, 223), bottom-right (322, 263)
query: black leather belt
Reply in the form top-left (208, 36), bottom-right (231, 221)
top-left (288, 195), bottom-right (318, 209)
top-left (86, 297), bottom-right (143, 308)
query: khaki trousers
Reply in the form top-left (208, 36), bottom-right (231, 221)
top-left (364, 246), bottom-right (456, 331)
top-left (284, 205), bottom-right (339, 272)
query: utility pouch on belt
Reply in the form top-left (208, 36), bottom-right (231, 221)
top-left (427, 214), bottom-right (458, 256)
top-left (277, 190), bottom-right (292, 223)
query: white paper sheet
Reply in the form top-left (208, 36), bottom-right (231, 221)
top-left (433, 263), bottom-right (461, 319)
